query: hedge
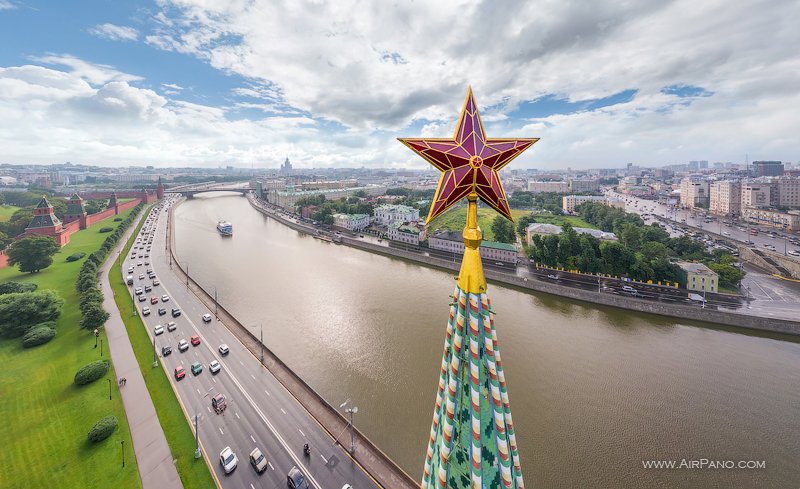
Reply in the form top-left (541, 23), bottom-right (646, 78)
top-left (98, 227), bottom-right (113, 233)
top-left (0, 282), bottom-right (38, 295)
top-left (87, 415), bottom-right (118, 443)
top-left (22, 322), bottom-right (57, 348)
top-left (66, 252), bottom-right (86, 262)
top-left (113, 217), bottom-right (122, 221)
top-left (74, 360), bottom-right (110, 386)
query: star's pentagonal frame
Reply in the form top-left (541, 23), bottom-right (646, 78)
top-left (398, 87), bottom-right (538, 224)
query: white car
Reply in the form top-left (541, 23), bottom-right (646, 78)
top-left (167, 321), bottom-right (177, 332)
top-left (218, 344), bottom-right (229, 355)
top-left (178, 339), bottom-right (189, 352)
top-left (154, 325), bottom-right (164, 336)
top-left (161, 294), bottom-right (170, 302)
top-left (127, 267), bottom-right (134, 273)
top-left (219, 446), bottom-right (238, 474)
top-left (142, 306), bottom-right (151, 316)
top-left (202, 313), bottom-right (212, 322)
top-left (209, 360), bottom-right (221, 374)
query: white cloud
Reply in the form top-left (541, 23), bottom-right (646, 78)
top-left (0, 1), bottom-right (16, 10)
top-left (160, 82), bottom-right (183, 94)
top-left (29, 54), bottom-right (142, 85)
top-left (89, 23), bottom-right (139, 42)
top-left (136, 0), bottom-right (799, 168)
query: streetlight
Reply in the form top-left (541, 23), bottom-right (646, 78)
top-left (122, 440), bottom-right (125, 467)
top-left (339, 399), bottom-right (358, 453)
top-left (195, 387), bottom-right (215, 459)
top-left (108, 378), bottom-right (112, 400)
top-left (259, 324), bottom-right (264, 365)
top-left (186, 262), bottom-right (189, 286)
top-left (94, 328), bottom-right (99, 348)
top-left (153, 336), bottom-right (158, 368)
top-left (100, 338), bottom-right (103, 357)
top-left (214, 286), bottom-right (218, 318)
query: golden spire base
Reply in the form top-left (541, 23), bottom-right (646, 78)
top-left (457, 193), bottom-right (487, 294)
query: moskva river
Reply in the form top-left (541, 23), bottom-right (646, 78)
top-left (174, 192), bottom-right (800, 488)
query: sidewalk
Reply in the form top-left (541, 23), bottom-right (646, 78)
top-left (100, 209), bottom-right (184, 489)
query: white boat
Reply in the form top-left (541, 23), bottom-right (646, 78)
top-left (217, 221), bottom-right (233, 236)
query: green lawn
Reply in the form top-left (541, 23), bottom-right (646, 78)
top-left (528, 214), bottom-right (596, 229)
top-left (429, 207), bottom-right (530, 241)
top-left (110, 209), bottom-right (215, 489)
top-left (0, 208), bottom-right (140, 489)
top-left (0, 204), bottom-right (20, 222)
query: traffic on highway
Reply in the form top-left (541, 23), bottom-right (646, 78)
top-left (124, 198), bottom-right (376, 489)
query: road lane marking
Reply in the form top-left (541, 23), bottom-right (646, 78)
top-left (268, 462), bottom-right (274, 471)
top-left (320, 454), bottom-right (328, 464)
top-left (264, 390), bottom-right (271, 397)
top-left (251, 484), bottom-right (255, 489)
top-left (299, 429), bottom-right (305, 437)
top-left (280, 408), bottom-right (287, 415)
top-left (212, 377), bottom-right (216, 383)
top-left (250, 374), bottom-right (255, 380)
top-left (196, 388), bottom-right (201, 395)
top-left (235, 412), bottom-right (240, 420)
top-left (218, 427), bottom-right (224, 435)
top-left (250, 435), bottom-right (256, 443)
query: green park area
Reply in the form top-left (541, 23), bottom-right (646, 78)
top-left (0, 204), bottom-right (20, 222)
top-left (108, 210), bottom-right (215, 489)
top-left (429, 206), bottom-right (530, 241)
top-left (0, 208), bottom-right (140, 489)
top-left (524, 213), bottom-right (594, 229)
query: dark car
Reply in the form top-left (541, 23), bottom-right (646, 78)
top-left (171, 308), bottom-right (182, 317)
top-left (162, 345), bottom-right (172, 356)
top-left (158, 307), bottom-right (167, 316)
top-left (287, 466), bottom-right (309, 489)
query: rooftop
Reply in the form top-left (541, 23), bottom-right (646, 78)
top-left (676, 261), bottom-right (718, 276)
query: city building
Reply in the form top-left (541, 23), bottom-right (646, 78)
top-left (568, 178), bottom-right (600, 192)
top-left (332, 213), bottom-right (370, 231)
top-left (676, 261), bottom-right (719, 293)
top-left (279, 156), bottom-right (293, 175)
top-left (741, 183), bottom-right (772, 208)
top-left (387, 221), bottom-right (426, 245)
top-left (562, 195), bottom-right (625, 214)
top-left (752, 160), bottom-right (784, 177)
top-left (741, 208), bottom-right (800, 231)
top-left (527, 181), bottom-right (569, 193)
top-left (709, 181), bottom-right (741, 217)
top-left (63, 192), bottom-right (86, 224)
top-left (24, 196), bottom-right (70, 246)
top-left (373, 204), bottom-right (420, 225)
top-left (525, 222), bottom-right (617, 246)
top-left (776, 177), bottom-right (800, 208)
top-left (107, 190), bottom-right (118, 209)
top-left (156, 176), bottom-right (165, 200)
top-left (267, 183), bottom-right (386, 209)
top-left (679, 178), bottom-right (709, 209)
top-left (428, 230), bottom-right (518, 263)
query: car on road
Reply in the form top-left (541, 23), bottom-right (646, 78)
top-left (287, 466), bottom-right (309, 489)
top-left (212, 393), bottom-right (227, 413)
top-left (162, 345), bottom-right (172, 356)
top-left (167, 321), bottom-right (177, 332)
top-left (190, 361), bottom-right (203, 376)
top-left (144, 285), bottom-right (152, 292)
top-left (209, 360), bottom-right (221, 374)
top-left (141, 306), bottom-right (151, 316)
top-left (174, 366), bottom-right (185, 380)
top-left (178, 339), bottom-right (189, 352)
top-left (158, 307), bottom-right (167, 316)
top-left (249, 447), bottom-right (267, 474)
top-left (547, 274), bottom-right (558, 280)
top-left (171, 308), bottom-right (182, 317)
top-left (219, 446), bottom-right (238, 474)
top-left (190, 335), bottom-right (201, 346)
top-left (138, 295), bottom-right (147, 302)
top-left (722, 232), bottom-right (731, 236)
top-left (621, 285), bottom-right (638, 295)
top-left (154, 325), bottom-right (164, 336)
top-left (218, 344), bottom-right (229, 355)
top-left (144, 260), bottom-right (150, 265)
top-left (152, 279), bottom-right (160, 286)
top-left (202, 313), bottom-right (212, 322)
top-left (151, 296), bottom-right (159, 304)
top-left (138, 274), bottom-right (145, 280)
top-left (134, 287), bottom-right (143, 295)
top-left (127, 267), bottom-right (134, 273)
top-left (137, 261), bottom-right (143, 266)
top-left (161, 294), bottom-right (170, 302)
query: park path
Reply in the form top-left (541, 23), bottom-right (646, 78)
top-left (99, 208), bottom-right (184, 489)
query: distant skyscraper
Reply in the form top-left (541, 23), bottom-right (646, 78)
top-left (752, 161), bottom-right (784, 177)
top-left (279, 156), bottom-right (293, 175)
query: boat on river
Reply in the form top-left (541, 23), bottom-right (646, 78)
top-left (217, 221), bottom-right (233, 236)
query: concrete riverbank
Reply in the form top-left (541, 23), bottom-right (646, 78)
top-left (168, 197), bottom-right (419, 489)
top-left (246, 194), bottom-right (800, 337)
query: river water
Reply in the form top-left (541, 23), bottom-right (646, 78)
top-left (174, 192), bottom-right (800, 489)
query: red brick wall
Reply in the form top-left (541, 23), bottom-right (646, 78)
top-left (85, 207), bottom-right (117, 227)
top-left (63, 219), bottom-right (81, 236)
top-left (0, 249), bottom-right (8, 269)
top-left (116, 198), bottom-right (141, 213)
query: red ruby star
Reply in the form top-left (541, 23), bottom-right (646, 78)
top-left (399, 87), bottom-right (538, 223)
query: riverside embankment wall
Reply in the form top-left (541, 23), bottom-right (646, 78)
top-left (169, 197), bottom-right (419, 489)
top-left (248, 195), bottom-right (800, 337)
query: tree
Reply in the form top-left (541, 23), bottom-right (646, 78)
top-left (708, 263), bottom-right (745, 289)
top-left (516, 214), bottom-right (535, 238)
top-left (490, 216), bottom-right (515, 243)
top-left (0, 281), bottom-right (38, 295)
top-left (6, 235), bottom-right (60, 273)
top-left (0, 290), bottom-right (63, 337)
top-left (600, 241), bottom-right (635, 276)
top-left (80, 303), bottom-right (109, 330)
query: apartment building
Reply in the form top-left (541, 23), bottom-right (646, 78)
top-left (709, 181), bottom-right (741, 217)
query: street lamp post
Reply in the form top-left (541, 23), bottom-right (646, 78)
top-left (153, 336), bottom-right (158, 368)
top-left (108, 378), bottom-right (112, 400)
top-left (94, 328), bottom-right (99, 348)
top-left (122, 440), bottom-right (125, 467)
top-left (186, 263), bottom-right (189, 286)
top-left (214, 286), bottom-right (218, 318)
top-left (260, 324), bottom-right (264, 365)
top-left (100, 338), bottom-right (103, 357)
top-left (339, 399), bottom-right (358, 453)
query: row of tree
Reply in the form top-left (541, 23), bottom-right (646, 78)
top-left (525, 202), bottom-right (745, 289)
top-left (0, 287), bottom-right (63, 339)
top-left (76, 203), bottom-right (143, 332)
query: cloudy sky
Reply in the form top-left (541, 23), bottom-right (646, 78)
top-left (0, 0), bottom-right (797, 169)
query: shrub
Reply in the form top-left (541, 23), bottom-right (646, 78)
top-left (0, 290), bottom-right (63, 338)
top-left (87, 416), bottom-right (118, 443)
top-left (99, 227), bottom-right (113, 233)
top-left (113, 217), bottom-right (122, 221)
top-left (22, 322), bottom-right (56, 348)
top-left (0, 282), bottom-right (37, 295)
top-left (66, 252), bottom-right (86, 262)
top-left (74, 360), bottom-right (110, 386)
